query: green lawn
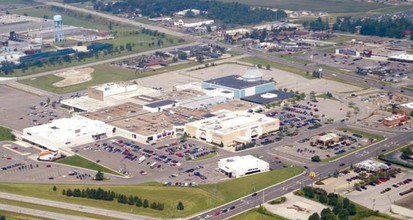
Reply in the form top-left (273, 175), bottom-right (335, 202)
top-left (19, 61), bottom-right (200, 94)
top-left (0, 166), bottom-right (303, 218)
top-left (0, 210), bottom-right (51, 220)
top-left (317, 93), bottom-right (340, 102)
top-left (13, 6), bottom-right (116, 32)
top-left (55, 155), bottom-right (121, 176)
top-left (193, 152), bottom-right (217, 161)
top-left (402, 85), bottom-right (413, 92)
top-left (0, 198), bottom-right (118, 220)
top-left (217, 0), bottom-right (390, 13)
top-left (239, 57), bottom-right (313, 79)
top-left (323, 128), bottom-right (384, 162)
top-left (0, 0), bottom-right (34, 4)
top-left (230, 207), bottom-right (287, 220)
top-left (0, 126), bottom-right (13, 141)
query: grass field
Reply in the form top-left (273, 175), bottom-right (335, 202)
top-left (193, 152), bottom-right (217, 161)
top-left (0, 166), bottom-right (303, 218)
top-left (0, 0), bottom-right (34, 4)
top-left (217, 0), bottom-right (389, 13)
top-left (55, 155), bottom-right (121, 176)
top-left (317, 93), bottom-right (340, 102)
top-left (323, 128), bottom-right (384, 162)
top-left (239, 57), bottom-right (313, 79)
top-left (0, 209), bottom-right (51, 220)
top-left (19, 61), bottom-right (200, 93)
top-left (402, 85), bottom-right (413, 92)
top-left (229, 207), bottom-right (287, 220)
top-left (0, 126), bottom-right (13, 141)
top-left (0, 198), bottom-right (118, 220)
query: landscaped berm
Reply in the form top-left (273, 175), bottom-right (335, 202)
top-left (0, 166), bottom-right (303, 218)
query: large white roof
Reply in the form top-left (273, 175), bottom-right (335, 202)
top-left (219, 155), bottom-right (268, 170)
top-left (401, 102), bottom-right (413, 110)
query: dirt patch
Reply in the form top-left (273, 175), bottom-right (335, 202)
top-left (53, 68), bottom-right (94, 87)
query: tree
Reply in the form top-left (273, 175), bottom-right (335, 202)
top-left (338, 209), bottom-right (349, 220)
top-left (318, 194), bottom-right (328, 204)
top-left (311, 155), bottom-right (321, 162)
top-left (206, 25), bottom-right (212, 33)
top-left (143, 199), bottom-right (149, 208)
top-left (128, 195), bottom-right (135, 205)
top-left (266, 64), bottom-right (271, 70)
top-left (95, 171), bottom-right (104, 181)
top-left (150, 202), bottom-right (158, 209)
top-left (309, 212), bottom-right (320, 220)
top-left (46, 97), bottom-right (51, 105)
top-left (347, 203), bottom-right (356, 215)
top-left (257, 64), bottom-right (262, 69)
top-left (135, 198), bottom-right (143, 207)
top-left (177, 201), bottom-right (184, 211)
top-left (196, 54), bottom-right (204, 63)
top-left (320, 208), bottom-right (334, 220)
top-left (178, 52), bottom-right (187, 60)
top-left (219, 142), bottom-right (224, 148)
top-left (0, 215), bottom-right (4, 220)
top-left (62, 189), bottom-right (66, 195)
top-left (343, 198), bottom-right (350, 208)
top-left (52, 186), bottom-right (57, 191)
top-left (310, 91), bottom-right (316, 101)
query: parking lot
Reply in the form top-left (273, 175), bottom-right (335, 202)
top-left (319, 167), bottom-right (413, 216)
top-left (0, 143), bottom-right (96, 183)
top-left (0, 86), bottom-right (69, 131)
top-left (277, 128), bottom-right (374, 161)
top-left (72, 137), bottom-right (232, 185)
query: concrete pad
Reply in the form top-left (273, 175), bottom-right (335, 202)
top-left (265, 192), bottom-right (327, 220)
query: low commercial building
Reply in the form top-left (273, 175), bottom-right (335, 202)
top-left (400, 102), bottom-right (413, 115)
top-left (218, 155), bottom-right (270, 178)
top-left (202, 68), bottom-right (275, 99)
top-left (316, 133), bottom-right (339, 146)
top-left (185, 110), bottom-right (279, 148)
top-left (383, 114), bottom-right (407, 126)
top-left (354, 160), bottom-right (389, 172)
top-left (22, 116), bottom-right (113, 152)
top-left (388, 53), bottom-right (413, 63)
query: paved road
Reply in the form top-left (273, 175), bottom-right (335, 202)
top-left (0, 203), bottom-right (98, 220)
top-left (0, 192), bottom-right (157, 220)
top-left (190, 132), bottom-right (412, 220)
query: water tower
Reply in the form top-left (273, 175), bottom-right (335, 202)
top-left (53, 15), bottom-right (64, 43)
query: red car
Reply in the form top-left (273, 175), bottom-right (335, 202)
top-left (215, 211), bottom-right (221, 216)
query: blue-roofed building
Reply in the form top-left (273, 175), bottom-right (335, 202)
top-left (201, 68), bottom-right (275, 99)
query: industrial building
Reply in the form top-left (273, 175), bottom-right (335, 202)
top-left (202, 67), bottom-right (275, 99)
top-left (173, 19), bottom-right (214, 28)
top-left (185, 110), bottom-right (279, 148)
top-left (388, 53), bottom-right (413, 63)
top-left (22, 116), bottom-right (113, 152)
top-left (218, 155), bottom-right (270, 178)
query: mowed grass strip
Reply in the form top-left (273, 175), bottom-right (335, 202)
top-left (19, 61), bottom-right (202, 94)
top-left (0, 198), bottom-right (119, 220)
top-left (55, 155), bottom-right (121, 176)
top-left (239, 57), bottom-right (312, 79)
top-left (0, 167), bottom-right (303, 218)
top-left (0, 126), bottom-right (13, 141)
top-left (0, 209), bottom-right (52, 220)
top-left (229, 208), bottom-right (287, 220)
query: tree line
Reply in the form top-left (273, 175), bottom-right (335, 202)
top-left (304, 15), bottom-right (413, 39)
top-left (62, 187), bottom-right (165, 211)
top-left (92, 0), bottom-right (287, 25)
